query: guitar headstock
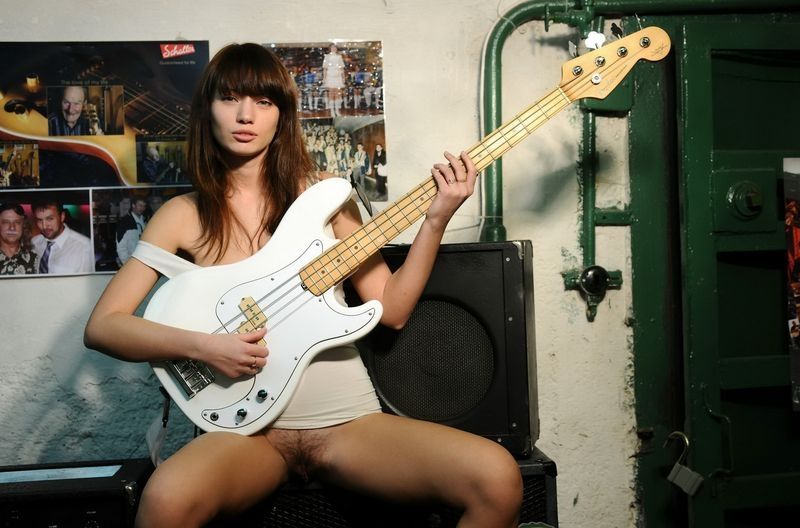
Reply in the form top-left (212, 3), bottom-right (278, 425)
top-left (560, 26), bottom-right (670, 102)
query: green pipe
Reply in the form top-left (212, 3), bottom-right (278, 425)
top-left (480, 0), bottom-right (584, 242)
top-left (580, 15), bottom-right (606, 265)
top-left (591, 0), bottom-right (800, 15)
top-left (581, 110), bottom-right (596, 266)
top-left (479, 0), bottom-right (799, 242)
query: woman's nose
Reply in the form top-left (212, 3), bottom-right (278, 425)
top-left (237, 99), bottom-right (254, 123)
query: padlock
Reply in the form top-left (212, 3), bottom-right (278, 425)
top-left (664, 431), bottom-right (704, 496)
top-left (667, 461), bottom-right (704, 496)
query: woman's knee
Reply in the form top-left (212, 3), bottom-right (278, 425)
top-left (135, 465), bottom-right (212, 528)
top-left (469, 443), bottom-right (523, 515)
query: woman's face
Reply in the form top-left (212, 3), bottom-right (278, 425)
top-left (211, 92), bottom-right (280, 161)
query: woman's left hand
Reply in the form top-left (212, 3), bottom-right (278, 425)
top-left (426, 150), bottom-right (478, 230)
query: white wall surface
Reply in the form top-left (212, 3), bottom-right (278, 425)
top-left (0, 2), bottom-right (638, 526)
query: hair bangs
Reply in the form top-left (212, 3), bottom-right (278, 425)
top-left (210, 44), bottom-right (293, 110)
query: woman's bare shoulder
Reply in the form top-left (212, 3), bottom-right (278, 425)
top-left (140, 192), bottom-right (200, 252)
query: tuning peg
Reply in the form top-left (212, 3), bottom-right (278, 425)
top-left (584, 31), bottom-right (606, 51)
top-left (568, 40), bottom-right (578, 58)
top-left (610, 23), bottom-right (624, 39)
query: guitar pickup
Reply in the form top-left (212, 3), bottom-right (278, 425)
top-left (165, 359), bottom-right (215, 398)
top-left (238, 296), bottom-right (268, 346)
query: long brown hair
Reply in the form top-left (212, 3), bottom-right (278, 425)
top-left (187, 43), bottom-right (314, 262)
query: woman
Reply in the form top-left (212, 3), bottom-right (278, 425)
top-left (321, 43), bottom-right (346, 117)
top-left (84, 43), bottom-right (521, 528)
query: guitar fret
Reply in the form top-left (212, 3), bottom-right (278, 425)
top-left (305, 86), bottom-right (591, 294)
top-left (301, 86), bottom-right (574, 296)
top-left (535, 101), bottom-right (553, 118)
top-left (468, 147), bottom-right (492, 169)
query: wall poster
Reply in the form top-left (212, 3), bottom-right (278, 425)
top-left (269, 41), bottom-right (387, 212)
top-left (783, 157), bottom-right (800, 411)
top-left (0, 41), bottom-right (207, 277)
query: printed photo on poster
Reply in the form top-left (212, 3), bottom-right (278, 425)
top-left (0, 41), bottom-right (208, 278)
top-left (46, 84), bottom-right (125, 137)
top-left (269, 41), bottom-right (389, 203)
top-left (782, 157), bottom-right (800, 410)
top-left (136, 138), bottom-right (188, 185)
top-left (0, 142), bottom-right (39, 188)
top-left (0, 41), bottom-right (208, 187)
top-left (91, 186), bottom-right (191, 272)
top-left (0, 189), bottom-right (93, 276)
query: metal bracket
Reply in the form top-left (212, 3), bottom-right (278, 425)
top-left (563, 265), bottom-right (623, 321)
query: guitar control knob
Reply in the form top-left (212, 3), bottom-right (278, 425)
top-left (237, 408), bottom-right (247, 418)
top-left (257, 389), bottom-right (268, 400)
top-left (210, 412), bottom-right (219, 422)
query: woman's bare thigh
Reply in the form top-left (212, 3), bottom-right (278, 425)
top-left (138, 431), bottom-right (290, 524)
top-left (314, 413), bottom-right (520, 507)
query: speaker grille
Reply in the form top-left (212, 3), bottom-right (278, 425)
top-left (369, 300), bottom-right (494, 422)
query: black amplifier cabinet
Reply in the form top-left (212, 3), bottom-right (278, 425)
top-left (0, 458), bottom-right (153, 528)
top-left (211, 448), bottom-right (558, 528)
top-left (346, 240), bottom-right (538, 459)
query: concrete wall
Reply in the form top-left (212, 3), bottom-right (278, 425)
top-left (0, 1), bottom-right (637, 526)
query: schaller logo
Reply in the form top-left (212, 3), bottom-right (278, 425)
top-left (160, 43), bottom-right (196, 59)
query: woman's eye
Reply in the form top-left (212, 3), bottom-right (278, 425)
top-left (257, 99), bottom-right (273, 106)
top-left (220, 95), bottom-right (237, 102)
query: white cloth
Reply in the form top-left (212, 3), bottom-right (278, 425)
top-left (32, 224), bottom-right (93, 274)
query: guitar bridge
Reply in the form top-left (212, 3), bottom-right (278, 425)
top-left (165, 359), bottom-right (215, 398)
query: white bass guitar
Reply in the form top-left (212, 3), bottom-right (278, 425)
top-left (144, 27), bottom-right (670, 435)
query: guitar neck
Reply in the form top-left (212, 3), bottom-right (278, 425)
top-left (300, 87), bottom-right (573, 295)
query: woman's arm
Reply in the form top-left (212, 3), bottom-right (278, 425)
top-left (331, 151), bottom-right (477, 329)
top-left (84, 196), bottom-right (268, 378)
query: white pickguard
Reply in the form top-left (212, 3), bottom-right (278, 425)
top-left (143, 178), bottom-right (383, 435)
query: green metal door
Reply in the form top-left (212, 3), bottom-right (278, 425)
top-left (632, 13), bottom-right (800, 528)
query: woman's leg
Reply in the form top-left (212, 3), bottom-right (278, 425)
top-left (320, 413), bottom-right (523, 528)
top-left (135, 432), bottom-right (289, 528)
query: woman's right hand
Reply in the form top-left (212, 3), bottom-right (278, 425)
top-left (193, 327), bottom-right (269, 378)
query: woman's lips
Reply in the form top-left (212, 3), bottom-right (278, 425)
top-left (232, 131), bottom-right (256, 142)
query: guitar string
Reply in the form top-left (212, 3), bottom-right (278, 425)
top-left (211, 244), bottom-right (322, 334)
top-left (124, 87), bottom-right (188, 134)
top-left (124, 90), bottom-right (188, 134)
top-left (299, 89), bottom-right (566, 293)
top-left (298, 188), bottom-right (424, 292)
top-left (299, 36), bottom-right (654, 294)
top-left (81, 70), bottom-right (189, 134)
top-left (214, 34), bottom-right (654, 336)
top-left (302, 88), bottom-right (575, 290)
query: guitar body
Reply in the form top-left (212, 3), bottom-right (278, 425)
top-left (144, 178), bottom-right (383, 435)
